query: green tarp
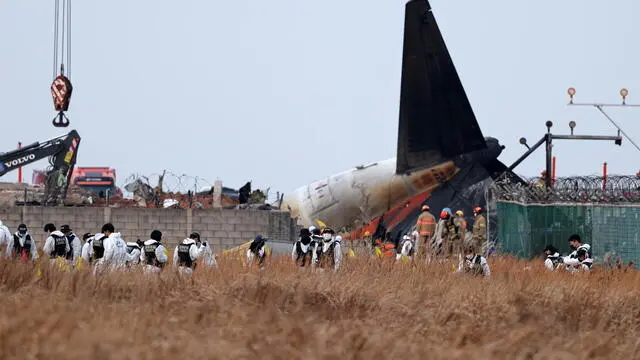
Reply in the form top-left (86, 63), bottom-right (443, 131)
top-left (495, 201), bottom-right (640, 264)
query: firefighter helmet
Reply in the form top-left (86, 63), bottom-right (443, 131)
top-left (321, 227), bottom-right (335, 241)
top-left (473, 206), bottom-right (483, 215)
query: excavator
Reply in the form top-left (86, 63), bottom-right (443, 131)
top-left (0, 130), bottom-right (81, 205)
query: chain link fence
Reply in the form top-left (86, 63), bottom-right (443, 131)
top-left (488, 175), bottom-right (640, 265)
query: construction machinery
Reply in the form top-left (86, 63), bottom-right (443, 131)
top-left (69, 167), bottom-right (120, 198)
top-left (0, 130), bottom-right (81, 205)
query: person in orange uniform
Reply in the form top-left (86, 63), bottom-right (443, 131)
top-left (415, 204), bottom-right (436, 260)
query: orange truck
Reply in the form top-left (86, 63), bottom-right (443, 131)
top-left (34, 166), bottom-right (121, 198)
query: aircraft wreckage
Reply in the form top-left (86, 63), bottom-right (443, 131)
top-left (280, 0), bottom-right (523, 243)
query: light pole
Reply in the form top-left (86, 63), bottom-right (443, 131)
top-left (503, 120), bottom-right (622, 188)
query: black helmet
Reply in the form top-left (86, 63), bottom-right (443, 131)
top-left (321, 227), bottom-right (335, 235)
top-left (299, 228), bottom-right (311, 237)
top-left (189, 232), bottom-right (201, 241)
top-left (150, 230), bottom-right (162, 241)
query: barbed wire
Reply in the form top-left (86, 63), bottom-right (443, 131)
top-left (113, 171), bottom-right (283, 209)
top-left (120, 171), bottom-right (214, 195)
top-left (491, 175), bottom-right (640, 204)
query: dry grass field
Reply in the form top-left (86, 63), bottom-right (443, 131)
top-left (0, 255), bottom-right (638, 359)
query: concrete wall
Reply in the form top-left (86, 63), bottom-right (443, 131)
top-left (0, 206), bottom-right (298, 251)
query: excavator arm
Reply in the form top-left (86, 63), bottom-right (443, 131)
top-left (0, 130), bottom-right (81, 205)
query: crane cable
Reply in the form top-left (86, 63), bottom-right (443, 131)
top-left (51, 0), bottom-right (73, 128)
top-left (52, 0), bottom-right (71, 79)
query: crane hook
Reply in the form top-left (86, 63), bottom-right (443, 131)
top-left (52, 111), bottom-right (70, 128)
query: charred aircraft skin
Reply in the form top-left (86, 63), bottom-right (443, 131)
top-left (283, 0), bottom-right (523, 239)
top-left (280, 136), bottom-right (509, 232)
top-left (280, 159), bottom-right (460, 231)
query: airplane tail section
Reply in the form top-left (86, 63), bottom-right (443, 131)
top-left (396, 0), bottom-right (487, 175)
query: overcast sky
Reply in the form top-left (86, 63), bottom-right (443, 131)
top-left (1, 0), bottom-right (639, 199)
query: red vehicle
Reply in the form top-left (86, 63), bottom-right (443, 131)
top-left (70, 167), bottom-right (121, 198)
top-left (34, 166), bottom-right (121, 198)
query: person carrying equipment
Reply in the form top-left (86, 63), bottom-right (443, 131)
top-left (140, 230), bottom-right (169, 274)
top-left (42, 223), bottom-right (70, 267)
top-left (173, 232), bottom-right (207, 275)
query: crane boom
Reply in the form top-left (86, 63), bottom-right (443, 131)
top-left (0, 130), bottom-right (81, 205)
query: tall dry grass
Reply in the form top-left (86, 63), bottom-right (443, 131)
top-left (0, 255), bottom-right (638, 359)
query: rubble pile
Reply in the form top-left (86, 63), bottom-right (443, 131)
top-left (0, 182), bottom-right (94, 206)
top-left (0, 174), bottom-right (275, 210)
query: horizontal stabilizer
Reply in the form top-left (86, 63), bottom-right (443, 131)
top-left (396, 0), bottom-right (487, 174)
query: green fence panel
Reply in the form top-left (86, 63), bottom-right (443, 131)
top-left (495, 201), bottom-right (640, 264)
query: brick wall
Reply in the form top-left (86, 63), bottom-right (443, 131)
top-left (0, 206), bottom-right (298, 252)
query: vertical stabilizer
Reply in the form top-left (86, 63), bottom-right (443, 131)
top-left (396, 0), bottom-right (487, 175)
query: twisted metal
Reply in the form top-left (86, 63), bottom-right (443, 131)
top-left (118, 171), bottom-right (216, 208)
top-left (117, 171), bottom-right (279, 209)
top-left (491, 175), bottom-right (640, 204)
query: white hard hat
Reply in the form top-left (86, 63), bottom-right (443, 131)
top-left (309, 225), bottom-right (316, 232)
top-left (335, 235), bottom-right (342, 242)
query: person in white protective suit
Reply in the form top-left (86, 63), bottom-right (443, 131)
top-left (125, 239), bottom-right (143, 267)
top-left (311, 227), bottom-right (342, 272)
top-left (194, 233), bottom-right (217, 268)
top-left (292, 227), bottom-right (314, 267)
top-left (75, 232), bottom-right (93, 269)
top-left (92, 223), bottom-right (128, 274)
top-left (247, 235), bottom-right (269, 268)
top-left (396, 233), bottom-right (416, 262)
top-left (565, 248), bottom-right (594, 273)
top-left (60, 224), bottom-right (82, 268)
top-left (5, 223), bottom-right (38, 262)
top-left (173, 232), bottom-right (207, 275)
top-left (140, 230), bottom-right (169, 274)
top-left (561, 234), bottom-right (592, 271)
top-left (456, 245), bottom-right (491, 278)
top-left (42, 223), bottom-right (70, 267)
top-left (80, 233), bottom-right (95, 265)
top-left (543, 244), bottom-right (563, 271)
top-left (0, 220), bottom-right (12, 255)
